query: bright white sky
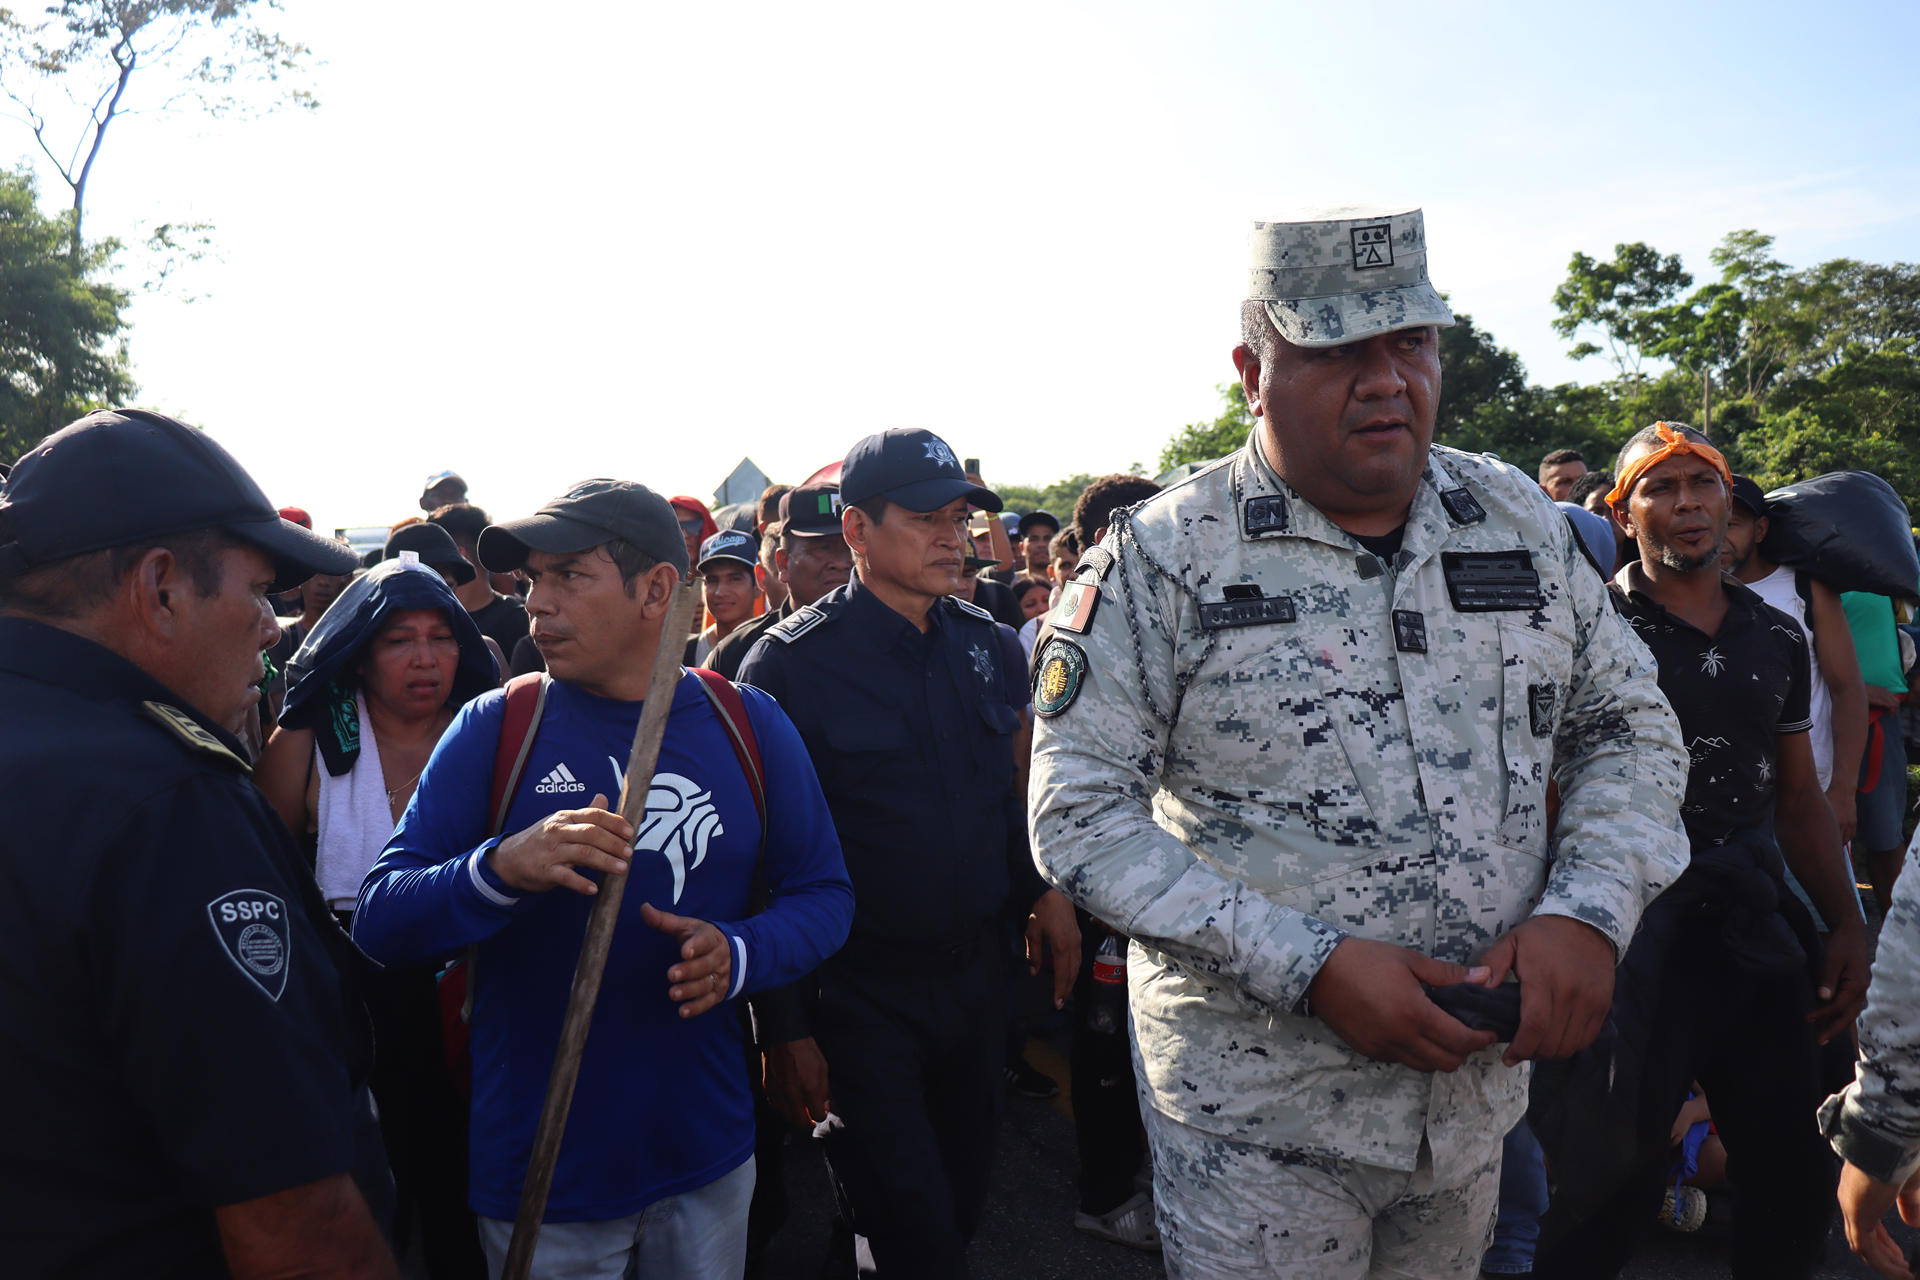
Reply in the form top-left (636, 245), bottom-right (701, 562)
top-left (10, 0), bottom-right (1918, 534)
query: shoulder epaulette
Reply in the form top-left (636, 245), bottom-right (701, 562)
top-left (1074, 544), bottom-right (1116, 584)
top-left (947, 596), bottom-right (994, 623)
top-left (141, 700), bottom-right (251, 773)
top-left (767, 602), bottom-right (832, 644)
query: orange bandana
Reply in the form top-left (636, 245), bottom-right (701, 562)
top-left (1604, 422), bottom-right (1732, 506)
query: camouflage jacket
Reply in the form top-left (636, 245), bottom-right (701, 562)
top-left (1821, 862), bottom-right (1920, 1184)
top-left (1027, 432), bottom-right (1689, 1180)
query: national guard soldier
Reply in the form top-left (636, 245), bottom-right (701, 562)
top-left (1826, 853), bottom-right (1920, 1279)
top-left (739, 428), bottom-right (1080, 1279)
top-left (0, 410), bottom-right (394, 1277)
top-left (1026, 208), bottom-right (1691, 1279)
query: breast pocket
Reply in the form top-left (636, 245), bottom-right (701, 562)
top-left (972, 697), bottom-right (1019, 790)
top-left (1171, 634), bottom-right (1383, 882)
top-left (1494, 621), bottom-right (1573, 854)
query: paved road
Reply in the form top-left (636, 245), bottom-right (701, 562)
top-left (756, 975), bottom-right (1907, 1279)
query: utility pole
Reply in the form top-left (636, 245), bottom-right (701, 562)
top-left (1703, 367), bottom-right (1712, 434)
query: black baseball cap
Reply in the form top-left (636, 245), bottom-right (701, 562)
top-left (840, 429), bottom-right (1001, 513)
top-left (1017, 509), bottom-right (1060, 538)
top-left (779, 482), bottom-right (845, 538)
top-left (1729, 474), bottom-right (1769, 519)
top-left (477, 478), bottom-right (690, 577)
top-left (697, 529), bottom-right (759, 572)
top-left (0, 408), bottom-right (360, 591)
top-left (385, 521), bottom-right (476, 585)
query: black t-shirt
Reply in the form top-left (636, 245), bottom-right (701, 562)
top-left (1352, 524), bottom-right (1406, 561)
top-left (0, 619), bottom-right (371, 1276)
top-left (1610, 572), bottom-right (1813, 848)
top-left (469, 592), bottom-right (531, 655)
top-left (708, 601), bottom-right (792, 681)
top-left (970, 577), bottom-right (1027, 631)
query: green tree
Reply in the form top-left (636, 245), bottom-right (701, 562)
top-left (1551, 242), bottom-right (1692, 375)
top-left (995, 473), bottom-right (1108, 519)
top-left (0, 166), bottom-right (133, 461)
top-left (1159, 381), bottom-right (1253, 471)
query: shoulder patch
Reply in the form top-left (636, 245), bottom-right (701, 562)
top-left (767, 603), bottom-right (830, 644)
top-left (206, 889), bottom-right (291, 1000)
top-left (1243, 494), bottom-right (1290, 536)
top-left (1074, 544), bottom-right (1116, 584)
top-left (947, 595), bottom-right (994, 623)
top-left (1032, 637), bottom-right (1088, 719)
top-left (142, 701), bottom-right (251, 773)
top-left (1050, 577), bottom-right (1099, 634)
top-left (1440, 488), bottom-right (1487, 525)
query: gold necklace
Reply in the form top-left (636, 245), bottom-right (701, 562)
top-left (386, 767), bottom-right (425, 805)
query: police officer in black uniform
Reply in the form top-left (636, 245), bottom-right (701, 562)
top-left (0, 410), bottom-right (395, 1278)
top-left (706, 480), bottom-right (852, 681)
top-left (738, 428), bottom-right (1079, 1279)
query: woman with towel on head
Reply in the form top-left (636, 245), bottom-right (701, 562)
top-left (257, 553), bottom-right (499, 1280)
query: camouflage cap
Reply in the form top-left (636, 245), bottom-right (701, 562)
top-left (1247, 206), bottom-right (1454, 348)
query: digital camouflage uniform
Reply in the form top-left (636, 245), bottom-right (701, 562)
top-left (1821, 846), bottom-right (1920, 1184)
top-left (1027, 428), bottom-right (1690, 1276)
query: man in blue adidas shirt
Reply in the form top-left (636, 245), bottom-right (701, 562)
top-left (354, 479), bottom-right (853, 1280)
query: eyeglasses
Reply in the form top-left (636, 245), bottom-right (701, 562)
top-left (678, 518), bottom-right (704, 535)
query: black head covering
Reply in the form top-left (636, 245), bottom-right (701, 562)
top-left (280, 558), bottom-right (499, 776)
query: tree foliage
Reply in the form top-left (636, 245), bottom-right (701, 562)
top-left (1158, 380), bottom-right (1254, 471)
top-left (0, 166), bottom-right (133, 461)
top-left (0, 0), bottom-right (315, 254)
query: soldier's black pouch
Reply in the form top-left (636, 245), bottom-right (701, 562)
top-left (1424, 981), bottom-right (1522, 1040)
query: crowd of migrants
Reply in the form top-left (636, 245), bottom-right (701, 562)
top-left (11, 206), bottom-right (1920, 1280)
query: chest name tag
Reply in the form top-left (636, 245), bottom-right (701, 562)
top-left (1440, 551), bottom-right (1545, 612)
top-left (1198, 592), bottom-right (1296, 631)
top-left (1051, 577), bottom-right (1100, 634)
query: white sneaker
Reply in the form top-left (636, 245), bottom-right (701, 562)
top-left (1074, 1190), bottom-right (1161, 1252)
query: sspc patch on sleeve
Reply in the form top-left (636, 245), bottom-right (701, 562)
top-left (206, 889), bottom-right (291, 1001)
top-left (1032, 638), bottom-right (1088, 719)
top-left (142, 701), bottom-right (250, 773)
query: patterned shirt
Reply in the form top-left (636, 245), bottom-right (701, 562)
top-left (1609, 567), bottom-right (1812, 849)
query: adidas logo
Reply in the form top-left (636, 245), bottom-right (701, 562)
top-left (534, 763), bottom-right (588, 795)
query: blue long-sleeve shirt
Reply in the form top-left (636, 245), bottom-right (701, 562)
top-left (354, 672), bottom-right (852, 1222)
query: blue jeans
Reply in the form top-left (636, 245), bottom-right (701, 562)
top-left (1483, 1120), bottom-right (1549, 1274)
top-left (478, 1156), bottom-right (755, 1280)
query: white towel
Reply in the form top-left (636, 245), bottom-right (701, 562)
top-left (314, 693), bottom-right (399, 912)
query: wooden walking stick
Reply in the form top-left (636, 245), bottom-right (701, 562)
top-left (500, 578), bottom-right (704, 1279)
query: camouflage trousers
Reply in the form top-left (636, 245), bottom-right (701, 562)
top-left (1143, 1104), bottom-right (1501, 1279)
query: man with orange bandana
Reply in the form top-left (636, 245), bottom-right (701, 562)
top-left (1534, 422), bottom-right (1871, 1280)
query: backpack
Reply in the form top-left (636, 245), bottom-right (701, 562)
top-left (436, 668), bottom-right (766, 1087)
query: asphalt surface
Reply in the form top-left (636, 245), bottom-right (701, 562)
top-left (755, 972), bottom-right (1912, 1280)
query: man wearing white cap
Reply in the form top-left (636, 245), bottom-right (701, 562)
top-left (1027, 208), bottom-right (1690, 1277)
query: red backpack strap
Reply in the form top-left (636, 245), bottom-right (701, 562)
top-left (690, 667), bottom-right (766, 833)
top-left (490, 673), bottom-right (548, 835)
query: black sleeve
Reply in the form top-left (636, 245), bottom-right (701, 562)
top-left (1779, 618), bottom-right (1814, 735)
top-left (92, 779), bottom-right (362, 1208)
